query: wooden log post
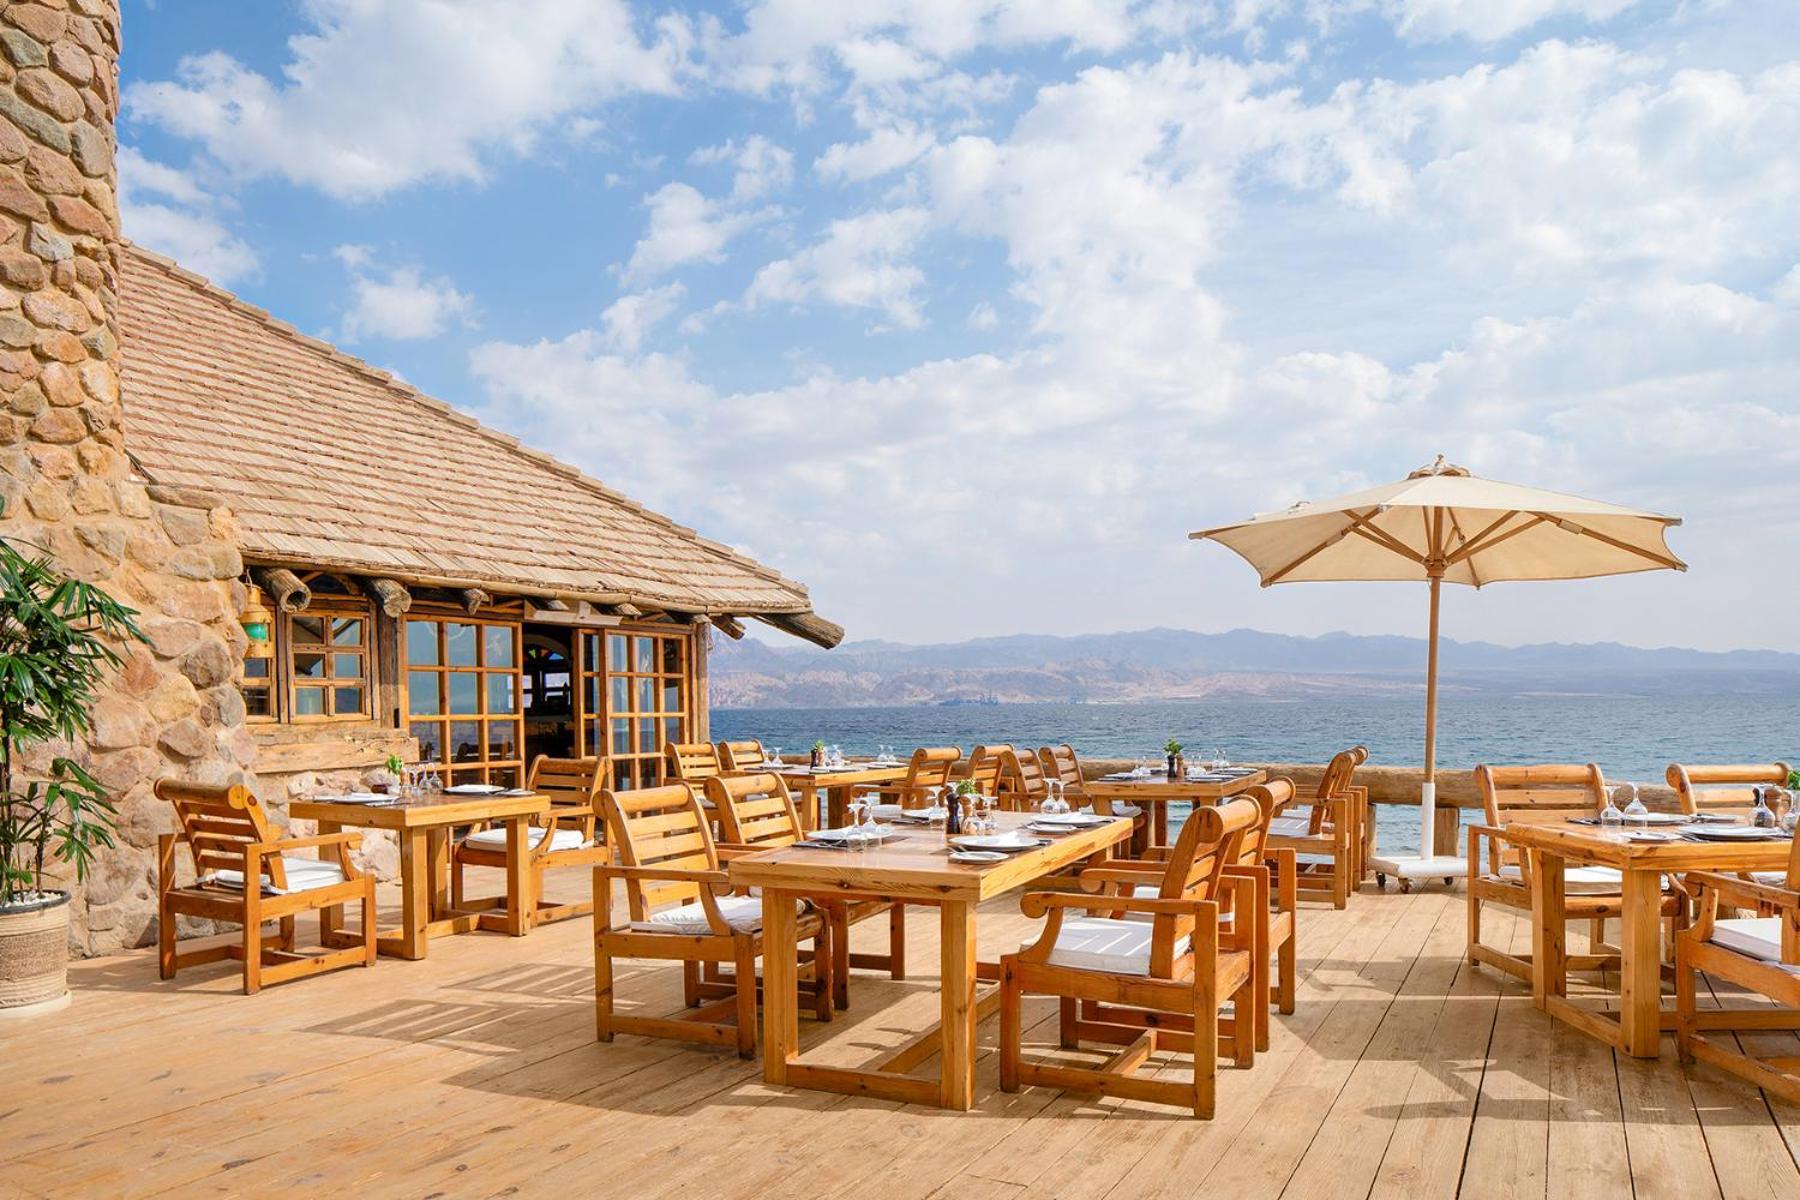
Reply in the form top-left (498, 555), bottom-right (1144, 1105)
top-left (458, 587), bottom-right (491, 615)
top-left (250, 566), bottom-right (312, 611)
top-left (713, 615), bottom-right (746, 640)
top-left (363, 577), bottom-right (413, 618)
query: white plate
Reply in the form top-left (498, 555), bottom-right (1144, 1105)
top-left (1623, 812), bottom-right (1689, 826)
top-left (1625, 831), bottom-right (1678, 843)
top-left (951, 833), bottom-right (1041, 852)
top-left (1032, 813), bottom-right (1107, 827)
top-left (1684, 825), bottom-right (1787, 841)
top-left (869, 804), bottom-right (908, 820)
top-left (810, 823), bottom-right (896, 842)
top-left (949, 850), bottom-right (1007, 864)
top-left (445, 784), bottom-right (504, 795)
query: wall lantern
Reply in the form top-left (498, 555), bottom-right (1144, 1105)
top-left (241, 586), bottom-right (275, 659)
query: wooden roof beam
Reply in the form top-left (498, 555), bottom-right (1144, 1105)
top-left (756, 610), bottom-right (844, 649)
top-left (362, 576), bottom-right (412, 618)
top-left (250, 566), bottom-right (311, 612)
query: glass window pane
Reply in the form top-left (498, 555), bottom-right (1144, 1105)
top-left (663, 717), bottom-right (682, 748)
top-left (488, 721), bottom-right (519, 760)
top-left (634, 637), bottom-right (656, 673)
top-left (332, 652), bottom-right (363, 680)
top-left (612, 759), bottom-right (634, 790)
top-left (490, 766), bottom-right (519, 789)
top-left (446, 623), bottom-right (477, 666)
top-left (662, 680), bottom-right (682, 713)
top-left (407, 620), bottom-right (439, 665)
top-left (636, 719), bottom-right (656, 754)
top-left (641, 760), bottom-right (663, 786)
top-left (584, 633), bottom-right (602, 673)
top-left (408, 671), bottom-right (442, 715)
top-left (243, 657), bottom-right (270, 680)
top-left (294, 652), bottom-right (326, 679)
top-left (295, 686), bottom-right (325, 716)
top-left (332, 618), bottom-right (364, 646)
top-left (607, 634), bottom-right (627, 670)
top-left (487, 674), bottom-right (516, 714)
top-left (450, 721), bottom-right (482, 762)
top-left (609, 718), bottom-right (629, 754)
top-left (412, 721), bottom-right (443, 764)
top-left (585, 676), bottom-right (601, 714)
top-left (483, 625), bottom-right (515, 668)
top-left (334, 687), bottom-right (364, 715)
top-left (661, 639), bottom-right (681, 676)
top-left (636, 677), bottom-right (656, 714)
top-left (243, 687), bottom-right (271, 717)
top-left (609, 676), bottom-right (630, 714)
top-left (292, 615), bottom-right (326, 644)
top-left (449, 672), bottom-right (478, 714)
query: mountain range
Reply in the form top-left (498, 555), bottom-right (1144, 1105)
top-left (710, 627), bottom-right (1800, 708)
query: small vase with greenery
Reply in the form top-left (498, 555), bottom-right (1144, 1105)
top-left (810, 739), bottom-right (825, 768)
top-left (0, 526), bottom-right (147, 1012)
top-left (380, 752), bottom-right (406, 794)
top-left (1164, 739), bottom-right (1183, 778)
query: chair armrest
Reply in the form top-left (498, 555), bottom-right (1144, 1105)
top-left (1020, 890), bottom-right (1217, 919)
top-left (598, 864), bottom-right (731, 888)
top-left (273, 831), bottom-right (364, 853)
top-left (713, 844), bottom-right (764, 861)
top-left (1076, 863), bottom-right (1165, 892)
top-left (1688, 871), bottom-right (1800, 912)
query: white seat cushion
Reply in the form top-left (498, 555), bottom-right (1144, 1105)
top-left (1752, 871), bottom-right (1788, 886)
top-left (630, 894), bottom-right (803, 936)
top-left (1270, 815), bottom-right (1314, 838)
top-left (1493, 863), bottom-right (1623, 895)
top-left (463, 826), bottom-right (588, 853)
top-left (205, 855), bottom-right (347, 895)
top-left (1120, 883), bottom-right (1231, 924)
top-left (1024, 916), bottom-right (1188, 976)
top-left (1711, 917), bottom-right (1800, 973)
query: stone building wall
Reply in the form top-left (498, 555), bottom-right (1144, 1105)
top-left (0, 0), bottom-right (257, 953)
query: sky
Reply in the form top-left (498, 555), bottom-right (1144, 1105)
top-left (115, 1), bottom-right (1800, 652)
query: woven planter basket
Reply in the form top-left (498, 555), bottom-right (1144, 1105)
top-left (0, 891), bottom-right (71, 1016)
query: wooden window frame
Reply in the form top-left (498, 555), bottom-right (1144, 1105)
top-left (285, 599), bottom-right (375, 724)
top-left (404, 611), bottom-right (525, 787)
top-left (578, 625), bottom-right (694, 792)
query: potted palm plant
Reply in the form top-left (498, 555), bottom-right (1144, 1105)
top-left (0, 526), bottom-right (145, 1016)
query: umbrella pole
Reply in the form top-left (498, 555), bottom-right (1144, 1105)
top-left (1420, 567), bottom-right (1443, 859)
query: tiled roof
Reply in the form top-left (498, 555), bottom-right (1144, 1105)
top-left (115, 242), bottom-right (823, 622)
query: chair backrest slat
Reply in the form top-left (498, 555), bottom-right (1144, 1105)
top-left (664, 742), bottom-right (723, 782)
top-left (966, 745), bottom-right (1012, 795)
top-left (716, 740), bottom-right (767, 771)
top-left (706, 772), bottom-right (803, 850)
top-left (155, 779), bottom-right (284, 888)
top-left (1037, 744), bottom-right (1084, 790)
top-left (1148, 797), bottom-right (1260, 978)
top-left (526, 755), bottom-right (604, 839)
top-left (601, 782), bottom-right (718, 916)
top-left (996, 747), bottom-right (1049, 811)
top-left (1667, 762), bottom-right (1791, 819)
top-left (1475, 763), bottom-right (1607, 873)
top-left (1307, 745), bottom-right (1367, 834)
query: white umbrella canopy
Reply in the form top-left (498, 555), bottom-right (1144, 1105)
top-left (1189, 456), bottom-right (1686, 875)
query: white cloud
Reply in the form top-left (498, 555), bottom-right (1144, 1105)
top-left (691, 135), bottom-right (794, 200)
top-left (966, 301), bottom-right (998, 330)
top-left (1367, 0), bottom-right (1643, 43)
top-left (335, 247), bottom-right (476, 342)
top-left (601, 283), bottom-right (687, 352)
top-left (743, 207), bottom-right (932, 328)
top-left (126, 0), bottom-right (690, 201)
top-left (814, 123), bottom-right (938, 182)
top-left (623, 182), bottom-right (771, 281)
top-left (117, 147), bottom-right (258, 284)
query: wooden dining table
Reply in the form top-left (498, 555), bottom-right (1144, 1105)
top-left (1082, 768), bottom-right (1269, 851)
top-left (292, 790), bottom-right (549, 960)
top-left (731, 810), bottom-right (1134, 1110)
top-left (763, 762), bottom-right (911, 831)
top-left (1505, 820), bottom-right (1797, 1056)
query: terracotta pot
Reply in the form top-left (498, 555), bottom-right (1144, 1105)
top-left (0, 890), bottom-right (71, 1018)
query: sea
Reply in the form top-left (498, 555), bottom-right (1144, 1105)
top-left (713, 696), bottom-right (1800, 855)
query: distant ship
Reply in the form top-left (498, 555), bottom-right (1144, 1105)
top-left (937, 693), bottom-right (1000, 707)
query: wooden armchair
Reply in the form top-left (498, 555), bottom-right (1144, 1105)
top-left (996, 746), bottom-right (1051, 811)
top-left (664, 741), bottom-right (723, 783)
top-left (1468, 763), bottom-right (1682, 983)
top-left (716, 739), bottom-right (767, 771)
top-left (707, 771), bottom-right (906, 1009)
top-left (1000, 796), bottom-right (1261, 1118)
top-left (452, 755), bottom-right (609, 928)
top-left (1268, 745), bottom-right (1364, 909)
top-left (851, 745), bottom-right (960, 808)
top-left (1676, 839), bottom-right (1800, 1104)
top-left (965, 744), bottom-right (1011, 796)
top-left (155, 780), bottom-right (374, 994)
top-left (1667, 761), bottom-right (1791, 822)
top-left (594, 782), bottom-right (831, 1057)
top-left (1039, 743), bottom-right (1143, 823)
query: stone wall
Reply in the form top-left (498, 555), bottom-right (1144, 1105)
top-left (0, 0), bottom-right (256, 953)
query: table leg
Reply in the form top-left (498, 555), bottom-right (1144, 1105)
top-left (827, 785), bottom-right (849, 830)
top-left (427, 828), bottom-right (451, 919)
top-left (939, 898), bottom-right (977, 1111)
top-left (1530, 849), bottom-right (1567, 1010)
top-left (1619, 866), bottom-right (1664, 1057)
top-left (399, 828), bottom-right (430, 960)
top-left (505, 816), bottom-right (533, 936)
top-left (798, 785), bottom-right (817, 833)
top-left (762, 887), bottom-right (800, 1087)
top-left (1152, 803), bottom-right (1169, 852)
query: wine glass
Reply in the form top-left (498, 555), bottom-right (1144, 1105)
top-left (845, 793), bottom-right (870, 841)
top-left (770, 745), bottom-right (783, 767)
top-left (1622, 783), bottom-right (1649, 827)
top-left (1600, 786), bottom-right (1625, 830)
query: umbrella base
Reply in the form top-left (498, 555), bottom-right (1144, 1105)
top-left (1368, 854), bottom-right (1468, 894)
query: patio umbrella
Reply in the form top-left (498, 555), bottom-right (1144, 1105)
top-left (1189, 455), bottom-right (1685, 880)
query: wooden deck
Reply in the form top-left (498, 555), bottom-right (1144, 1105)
top-left (4, 876), bottom-right (1798, 1199)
